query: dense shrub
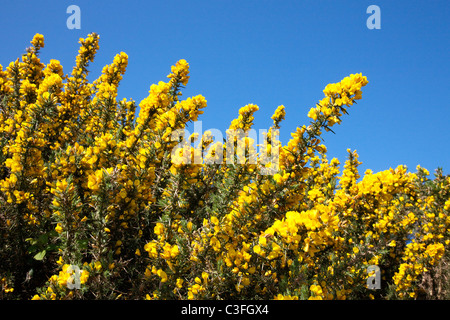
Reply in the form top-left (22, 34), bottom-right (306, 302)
top-left (0, 33), bottom-right (448, 300)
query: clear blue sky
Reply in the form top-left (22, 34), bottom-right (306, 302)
top-left (1, 0), bottom-right (449, 176)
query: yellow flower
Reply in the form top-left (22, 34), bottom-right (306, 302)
top-left (31, 33), bottom-right (45, 49)
top-left (170, 245), bottom-right (180, 258)
top-left (55, 223), bottom-right (63, 234)
top-left (253, 244), bottom-right (262, 255)
top-left (80, 270), bottom-right (89, 284)
top-left (144, 242), bottom-right (159, 258)
top-left (176, 278), bottom-right (184, 288)
top-left (388, 240), bottom-right (397, 247)
top-left (211, 216), bottom-right (219, 225)
top-left (154, 223), bottom-right (164, 236)
top-left (167, 59), bottom-right (190, 85)
top-left (144, 267), bottom-right (152, 278)
top-left (271, 105), bottom-right (286, 126)
top-left (157, 269), bottom-right (168, 282)
top-left (201, 272), bottom-right (209, 284)
top-left (94, 261), bottom-right (102, 271)
top-left (56, 256), bottom-right (64, 265)
top-left (307, 107), bottom-right (319, 121)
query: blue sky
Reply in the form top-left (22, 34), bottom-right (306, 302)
top-left (1, 0), bottom-right (449, 176)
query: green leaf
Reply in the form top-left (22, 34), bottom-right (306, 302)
top-left (33, 250), bottom-right (46, 261)
top-left (26, 237), bottom-right (38, 246)
top-left (28, 245), bottom-right (37, 254)
top-left (38, 233), bottom-right (49, 244)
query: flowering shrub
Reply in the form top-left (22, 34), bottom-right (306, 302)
top-left (0, 33), bottom-right (449, 300)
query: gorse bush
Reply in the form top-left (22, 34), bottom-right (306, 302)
top-left (0, 33), bottom-right (449, 300)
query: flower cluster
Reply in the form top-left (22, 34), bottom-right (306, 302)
top-left (0, 34), bottom-right (448, 300)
